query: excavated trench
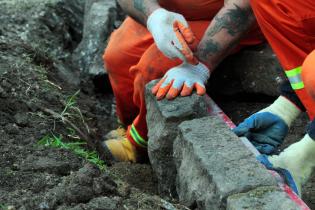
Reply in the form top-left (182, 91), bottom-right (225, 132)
top-left (0, 0), bottom-right (314, 209)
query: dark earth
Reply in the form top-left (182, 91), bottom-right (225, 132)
top-left (0, 0), bottom-right (314, 210)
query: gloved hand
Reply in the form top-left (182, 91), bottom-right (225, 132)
top-left (151, 62), bottom-right (210, 100)
top-left (147, 8), bottom-right (193, 61)
top-left (233, 96), bottom-right (301, 154)
top-left (233, 112), bottom-right (289, 154)
top-left (268, 133), bottom-right (315, 196)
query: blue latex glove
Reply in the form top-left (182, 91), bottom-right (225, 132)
top-left (233, 112), bottom-right (289, 154)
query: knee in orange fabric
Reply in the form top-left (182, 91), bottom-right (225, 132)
top-left (302, 50), bottom-right (315, 100)
top-left (103, 40), bottom-right (123, 74)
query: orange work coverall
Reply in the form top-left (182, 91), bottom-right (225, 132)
top-left (103, 0), bottom-right (264, 149)
top-left (251, 0), bottom-right (315, 121)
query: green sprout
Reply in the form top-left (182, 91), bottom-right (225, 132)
top-left (60, 90), bottom-right (90, 134)
top-left (38, 134), bottom-right (105, 171)
top-left (0, 204), bottom-right (8, 210)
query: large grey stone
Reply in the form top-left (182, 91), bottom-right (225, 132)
top-left (173, 116), bottom-right (278, 209)
top-left (227, 186), bottom-right (301, 210)
top-left (72, 0), bottom-right (117, 76)
top-left (145, 80), bottom-right (209, 196)
top-left (210, 44), bottom-right (285, 97)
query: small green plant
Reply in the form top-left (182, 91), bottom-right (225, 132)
top-left (61, 90), bottom-right (80, 117)
top-left (0, 204), bottom-right (8, 210)
top-left (38, 134), bottom-right (106, 171)
top-left (60, 90), bottom-right (90, 134)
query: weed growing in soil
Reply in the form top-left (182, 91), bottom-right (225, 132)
top-left (38, 134), bottom-right (106, 171)
top-left (0, 204), bottom-right (7, 210)
top-left (60, 90), bottom-right (90, 133)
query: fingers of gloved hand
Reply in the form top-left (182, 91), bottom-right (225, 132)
top-left (232, 122), bottom-right (250, 137)
top-left (246, 132), bottom-right (281, 148)
top-left (174, 30), bottom-right (194, 62)
top-left (253, 142), bottom-right (276, 155)
top-left (252, 112), bottom-right (286, 130)
top-left (166, 87), bottom-right (181, 100)
top-left (162, 42), bottom-right (187, 61)
top-left (195, 83), bottom-right (206, 95)
top-left (152, 77), bottom-right (166, 95)
top-left (181, 83), bottom-right (193, 97)
top-left (156, 79), bottom-right (174, 100)
top-left (166, 78), bottom-right (184, 100)
top-left (173, 21), bottom-right (195, 44)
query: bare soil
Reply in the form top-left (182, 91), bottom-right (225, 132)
top-left (1, 1), bottom-right (314, 210)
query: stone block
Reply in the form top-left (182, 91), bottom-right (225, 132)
top-left (227, 186), bottom-right (301, 210)
top-left (72, 0), bottom-right (117, 76)
top-left (145, 80), bottom-right (209, 196)
top-left (174, 116), bottom-right (278, 209)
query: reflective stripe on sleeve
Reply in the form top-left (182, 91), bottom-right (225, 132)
top-left (285, 66), bottom-right (305, 90)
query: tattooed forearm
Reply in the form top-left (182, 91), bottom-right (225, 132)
top-left (117, 0), bottom-right (160, 25)
top-left (197, 40), bottom-right (221, 60)
top-left (134, 0), bottom-right (146, 14)
top-left (195, 1), bottom-right (255, 70)
top-left (208, 4), bottom-right (252, 37)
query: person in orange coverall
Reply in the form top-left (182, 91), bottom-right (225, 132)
top-left (234, 0), bottom-right (315, 196)
top-left (102, 0), bottom-right (264, 163)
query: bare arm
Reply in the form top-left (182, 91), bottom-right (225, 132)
top-left (195, 0), bottom-right (256, 71)
top-left (117, 0), bottom-right (161, 25)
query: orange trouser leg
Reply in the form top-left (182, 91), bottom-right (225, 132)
top-left (111, 21), bottom-right (262, 147)
top-left (103, 18), bottom-right (154, 126)
top-left (251, 0), bottom-right (315, 120)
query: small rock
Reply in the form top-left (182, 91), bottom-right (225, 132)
top-left (65, 185), bottom-right (94, 203)
top-left (5, 123), bottom-right (20, 135)
top-left (14, 112), bottom-right (29, 126)
top-left (0, 86), bottom-right (8, 98)
top-left (92, 173), bottom-right (117, 195)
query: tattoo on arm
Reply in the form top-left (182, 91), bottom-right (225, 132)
top-left (134, 0), bottom-right (146, 14)
top-left (208, 4), bottom-right (252, 37)
top-left (198, 39), bottom-right (221, 60)
top-left (196, 2), bottom-right (254, 68)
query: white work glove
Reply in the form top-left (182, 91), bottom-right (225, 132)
top-left (269, 133), bottom-right (315, 196)
top-left (147, 8), bottom-right (189, 61)
top-left (260, 96), bottom-right (301, 127)
top-left (151, 62), bottom-right (210, 100)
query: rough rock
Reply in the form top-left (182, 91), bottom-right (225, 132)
top-left (39, 0), bottom-right (85, 51)
top-left (210, 44), bottom-right (285, 97)
top-left (145, 80), bottom-right (209, 196)
top-left (72, 0), bottom-right (117, 76)
top-left (173, 116), bottom-right (278, 209)
top-left (227, 186), bottom-right (301, 210)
